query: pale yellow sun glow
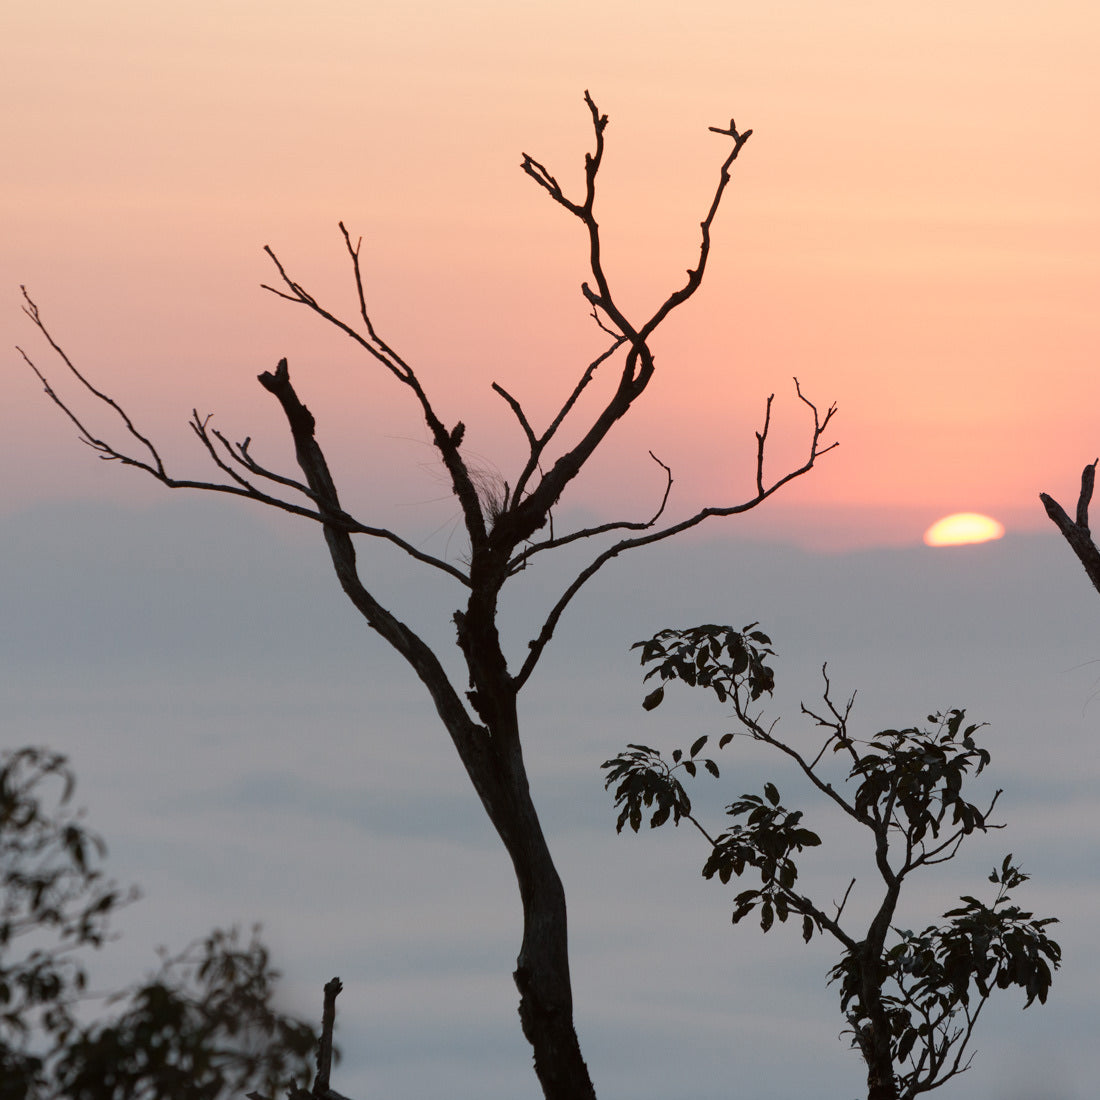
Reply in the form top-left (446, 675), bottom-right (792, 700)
top-left (923, 513), bottom-right (1006, 547)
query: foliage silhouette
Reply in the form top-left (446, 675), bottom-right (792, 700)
top-left (0, 747), bottom-right (316, 1100)
top-left (604, 624), bottom-right (1060, 1100)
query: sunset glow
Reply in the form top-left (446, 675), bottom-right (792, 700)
top-left (923, 513), bottom-right (1006, 547)
top-left (3, 2), bottom-right (1099, 550)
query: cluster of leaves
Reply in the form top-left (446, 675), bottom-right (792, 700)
top-left (833, 856), bottom-right (1061, 1074)
top-left (0, 747), bottom-right (316, 1100)
top-left (846, 710), bottom-right (993, 844)
top-left (602, 749), bottom-right (823, 939)
top-left (632, 623), bottom-right (775, 713)
top-left (0, 747), bottom-right (132, 1086)
top-left (51, 927), bottom-right (317, 1100)
top-left (702, 784), bottom-right (822, 938)
top-left (602, 735), bottom-right (720, 833)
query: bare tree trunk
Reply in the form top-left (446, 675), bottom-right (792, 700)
top-left (499, 740), bottom-right (595, 1100)
top-left (859, 868), bottom-right (901, 1100)
top-left (259, 359), bottom-right (596, 1098)
top-left (1041, 460), bottom-right (1100, 598)
top-left (457, 588), bottom-right (596, 1098)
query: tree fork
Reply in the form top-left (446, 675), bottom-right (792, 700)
top-left (260, 357), bottom-right (593, 1097)
top-left (1041, 459), bottom-right (1100, 597)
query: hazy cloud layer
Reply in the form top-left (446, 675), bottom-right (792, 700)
top-left (2, 498), bottom-right (1095, 1099)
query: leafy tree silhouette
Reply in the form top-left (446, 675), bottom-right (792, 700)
top-left (604, 624), bottom-right (1060, 1100)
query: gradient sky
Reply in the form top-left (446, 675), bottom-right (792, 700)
top-left (5, 1), bottom-right (1099, 546)
top-left (3, 3), bottom-right (1100, 1099)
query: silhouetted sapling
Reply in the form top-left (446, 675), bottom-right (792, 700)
top-left (603, 624), bottom-right (1060, 1100)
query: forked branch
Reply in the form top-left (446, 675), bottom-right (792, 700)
top-left (493, 320), bottom-right (628, 507)
top-left (16, 289), bottom-right (470, 586)
top-left (1041, 459), bottom-right (1100, 597)
top-left (501, 96), bottom-right (756, 552)
top-left (263, 224), bottom-right (491, 551)
top-left (513, 381), bottom-right (837, 689)
top-left (508, 450), bottom-right (673, 569)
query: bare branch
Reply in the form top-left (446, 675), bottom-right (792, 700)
top-left (733, 697), bottom-right (865, 829)
top-left (502, 95), bottom-right (761, 554)
top-left (514, 381), bottom-right (837, 688)
top-left (784, 890), bottom-right (859, 952)
top-left (520, 153), bottom-right (583, 217)
top-left (262, 227), bottom-right (492, 550)
top-left (17, 309), bottom-right (473, 586)
top-left (637, 117), bottom-right (754, 343)
top-left (337, 221), bottom-right (418, 379)
top-left (834, 877), bottom-right (857, 924)
top-left (509, 451), bottom-right (672, 572)
top-left (1041, 459), bottom-right (1100, 597)
top-left (187, 412), bottom-right (274, 495)
top-left (492, 382), bottom-right (538, 452)
top-left (755, 394), bottom-right (774, 496)
top-left (207, 424), bottom-right (315, 497)
top-left (804, 672), bottom-right (859, 772)
top-left (910, 790), bottom-right (1004, 870)
top-left (501, 330), bottom-right (628, 508)
top-left (1077, 459), bottom-right (1095, 529)
top-left (682, 810), bottom-right (720, 848)
top-left (19, 288), bottom-right (167, 477)
top-left (252, 976), bottom-right (359, 1100)
top-left (314, 976), bottom-right (340, 1092)
top-left (261, 239), bottom-right (411, 386)
top-left (255, 359), bottom-right (498, 803)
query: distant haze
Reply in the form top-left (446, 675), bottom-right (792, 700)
top-left (0, 498), bottom-right (1095, 1098)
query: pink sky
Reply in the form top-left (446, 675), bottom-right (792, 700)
top-left (4, 2), bottom-right (1098, 548)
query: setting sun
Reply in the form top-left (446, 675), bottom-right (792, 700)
top-left (923, 513), bottom-right (1006, 547)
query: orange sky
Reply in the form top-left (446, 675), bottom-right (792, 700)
top-left (4, 1), bottom-right (1098, 548)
